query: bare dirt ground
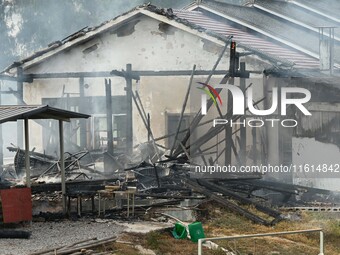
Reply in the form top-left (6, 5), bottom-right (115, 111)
top-left (1, 202), bottom-right (340, 255)
top-left (0, 219), bottom-right (173, 255)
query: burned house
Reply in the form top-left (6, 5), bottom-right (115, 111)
top-left (183, 0), bottom-right (340, 189)
top-left (1, 1), bottom-right (339, 190)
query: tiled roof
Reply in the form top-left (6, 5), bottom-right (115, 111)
top-left (292, 0), bottom-right (340, 22)
top-left (174, 9), bottom-right (320, 69)
top-left (254, 0), bottom-right (340, 39)
top-left (3, 4), bottom-right (323, 73)
top-left (194, 1), bottom-right (340, 65)
top-left (199, 1), bottom-right (318, 53)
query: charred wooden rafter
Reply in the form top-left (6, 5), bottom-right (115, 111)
top-left (183, 177), bottom-right (275, 226)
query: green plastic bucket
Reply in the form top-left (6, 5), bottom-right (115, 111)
top-left (172, 222), bottom-right (188, 239)
top-left (188, 221), bottom-right (205, 242)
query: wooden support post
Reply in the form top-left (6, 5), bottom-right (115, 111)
top-left (252, 127), bottom-right (257, 165)
top-left (224, 92), bottom-right (233, 166)
top-left (239, 62), bottom-right (247, 165)
top-left (147, 113), bottom-right (151, 142)
top-left (127, 193), bottom-right (130, 218)
top-left (24, 118), bottom-right (30, 187)
top-left (65, 94), bottom-right (71, 145)
top-left (17, 67), bottom-right (24, 148)
top-left (59, 120), bottom-right (66, 214)
top-left (125, 64), bottom-right (133, 154)
top-left (0, 83), bottom-right (3, 172)
top-left (105, 79), bottom-right (114, 156)
top-left (79, 77), bottom-right (87, 149)
top-left (277, 80), bottom-right (282, 166)
top-left (262, 74), bottom-right (268, 165)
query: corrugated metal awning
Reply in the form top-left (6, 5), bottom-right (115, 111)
top-left (0, 105), bottom-right (90, 124)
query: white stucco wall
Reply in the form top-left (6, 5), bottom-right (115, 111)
top-left (20, 14), bottom-right (270, 163)
top-left (292, 137), bottom-right (340, 191)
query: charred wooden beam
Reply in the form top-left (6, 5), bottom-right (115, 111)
top-left (174, 39), bottom-right (232, 156)
top-left (244, 179), bottom-right (331, 195)
top-left (28, 71), bottom-right (115, 79)
top-left (170, 65), bottom-right (196, 156)
top-left (0, 230), bottom-right (31, 239)
top-left (181, 98), bottom-right (265, 156)
top-left (0, 74), bottom-right (32, 83)
top-left (131, 91), bottom-right (160, 159)
top-left (135, 193), bottom-right (204, 200)
top-left (30, 178), bottom-right (119, 194)
top-left (199, 179), bottom-right (282, 218)
top-left (184, 178), bottom-right (273, 226)
top-left (110, 69), bottom-right (140, 80)
top-left (25, 70), bottom-right (251, 80)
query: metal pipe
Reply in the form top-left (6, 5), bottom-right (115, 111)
top-left (198, 239), bottom-right (203, 255)
top-left (319, 231), bottom-right (324, 255)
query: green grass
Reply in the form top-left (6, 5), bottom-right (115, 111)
top-left (95, 202), bottom-right (340, 255)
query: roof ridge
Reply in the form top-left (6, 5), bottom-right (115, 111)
top-left (2, 4), bottom-right (234, 74)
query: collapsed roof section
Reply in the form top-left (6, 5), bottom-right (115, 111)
top-left (2, 4), bottom-right (325, 76)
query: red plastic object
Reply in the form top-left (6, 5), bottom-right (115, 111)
top-left (0, 188), bottom-right (32, 223)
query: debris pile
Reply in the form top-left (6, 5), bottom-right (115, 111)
top-left (6, 146), bottom-right (105, 181)
top-left (30, 236), bottom-right (117, 255)
top-left (0, 42), bottom-right (339, 237)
